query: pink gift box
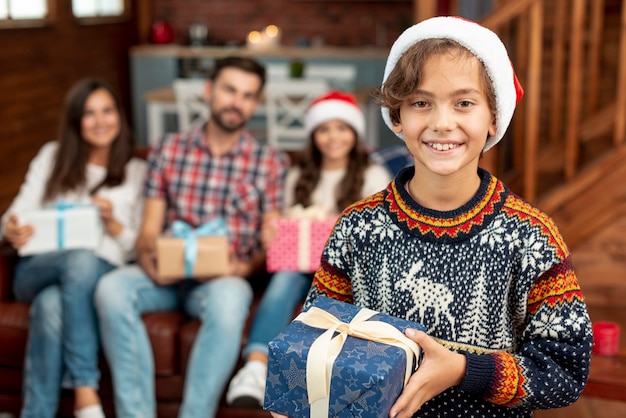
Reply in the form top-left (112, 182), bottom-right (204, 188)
top-left (266, 218), bottom-right (337, 273)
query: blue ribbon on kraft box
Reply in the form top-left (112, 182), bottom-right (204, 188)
top-left (171, 219), bottom-right (228, 277)
top-left (264, 296), bottom-right (424, 418)
top-left (156, 218), bottom-right (229, 279)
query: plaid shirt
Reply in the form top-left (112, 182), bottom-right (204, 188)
top-left (145, 126), bottom-right (288, 262)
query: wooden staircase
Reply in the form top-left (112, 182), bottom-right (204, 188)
top-left (431, 0), bottom-right (626, 307)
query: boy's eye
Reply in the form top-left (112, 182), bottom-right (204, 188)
top-left (412, 100), bottom-right (429, 108)
top-left (457, 100), bottom-right (473, 108)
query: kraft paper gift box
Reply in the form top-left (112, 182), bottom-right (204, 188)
top-left (156, 219), bottom-right (229, 279)
top-left (18, 205), bottom-right (103, 256)
top-left (264, 296), bottom-right (424, 418)
top-left (266, 205), bottom-right (337, 273)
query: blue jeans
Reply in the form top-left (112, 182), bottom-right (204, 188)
top-left (244, 270), bottom-right (312, 358)
top-left (14, 249), bottom-right (115, 418)
top-left (94, 264), bottom-right (253, 418)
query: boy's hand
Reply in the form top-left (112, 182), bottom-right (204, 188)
top-left (270, 413), bottom-right (288, 418)
top-left (4, 215), bottom-right (33, 249)
top-left (389, 329), bottom-right (466, 418)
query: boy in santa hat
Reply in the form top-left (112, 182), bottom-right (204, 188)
top-left (270, 16), bottom-right (592, 418)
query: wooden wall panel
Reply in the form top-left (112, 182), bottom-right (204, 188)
top-left (0, 8), bottom-right (139, 214)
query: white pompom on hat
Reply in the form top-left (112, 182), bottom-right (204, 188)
top-left (305, 90), bottom-right (366, 141)
top-left (381, 16), bottom-right (524, 151)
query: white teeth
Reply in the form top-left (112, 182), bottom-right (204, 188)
top-left (428, 143), bottom-right (459, 151)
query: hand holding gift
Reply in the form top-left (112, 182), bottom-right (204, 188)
top-left (4, 214), bottom-right (34, 249)
top-left (15, 200), bottom-right (103, 256)
top-left (265, 297), bottom-right (425, 418)
top-left (136, 233), bottom-right (162, 283)
top-left (388, 329), bottom-right (466, 418)
top-left (92, 195), bottom-right (122, 237)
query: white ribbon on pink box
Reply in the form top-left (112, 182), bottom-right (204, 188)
top-left (267, 205), bottom-right (337, 273)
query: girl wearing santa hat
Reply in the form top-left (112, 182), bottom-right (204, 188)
top-left (226, 90), bottom-right (392, 408)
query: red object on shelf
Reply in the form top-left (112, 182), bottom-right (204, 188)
top-left (592, 321), bottom-right (620, 356)
top-left (150, 20), bottom-right (175, 44)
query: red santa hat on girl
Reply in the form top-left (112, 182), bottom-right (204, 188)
top-left (305, 91), bottom-right (366, 140)
top-left (381, 16), bottom-right (524, 151)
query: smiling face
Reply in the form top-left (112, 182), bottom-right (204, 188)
top-left (393, 50), bottom-right (496, 179)
top-left (313, 119), bottom-right (357, 169)
top-left (80, 87), bottom-right (121, 150)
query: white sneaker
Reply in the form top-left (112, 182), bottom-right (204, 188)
top-left (226, 361), bottom-right (267, 408)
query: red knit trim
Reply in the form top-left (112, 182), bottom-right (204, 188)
top-left (312, 260), bottom-right (353, 303)
top-left (486, 352), bottom-right (527, 406)
top-left (385, 175), bottom-right (505, 239)
top-left (528, 260), bottom-right (584, 314)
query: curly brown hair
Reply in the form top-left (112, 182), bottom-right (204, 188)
top-left (372, 38), bottom-right (496, 128)
top-left (293, 128), bottom-right (370, 212)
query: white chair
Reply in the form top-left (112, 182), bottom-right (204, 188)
top-left (304, 63), bottom-right (357, 92)
top-left (267, 62), bottom-right (357, 91)
top-left (172, 78), bottom-right (210, 132)
top-left (264, 79), bottom-right (329, 151)
top-left (266, 63), bottom-right (290, 81)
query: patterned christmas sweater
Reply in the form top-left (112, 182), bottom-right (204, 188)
top-left (304, 167), bottom-right (593, 417)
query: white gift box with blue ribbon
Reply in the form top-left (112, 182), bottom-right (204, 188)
top-left (156, 219), bottom-right (229, 279)
top-left (18, 203), bottom-right (103, 256)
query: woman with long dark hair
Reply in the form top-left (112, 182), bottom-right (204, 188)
top-left (1, 78), bottom-right (146, 418)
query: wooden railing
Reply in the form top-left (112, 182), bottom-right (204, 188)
top-left (417, 0), bottom-right (626, 204)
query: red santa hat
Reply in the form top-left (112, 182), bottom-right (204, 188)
top-left (381, 16), bottom-right (524, 151)
top-left (305, 91), bottom-right (366, 140)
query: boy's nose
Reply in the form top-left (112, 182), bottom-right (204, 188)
top-left (430, 107), bottom-right (454, 131)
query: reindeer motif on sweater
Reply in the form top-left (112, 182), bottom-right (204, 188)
top-left (395, 260), bottom-right (456, 339)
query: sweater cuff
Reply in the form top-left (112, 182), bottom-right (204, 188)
top-left (459, 352), bottom-right (495, 395)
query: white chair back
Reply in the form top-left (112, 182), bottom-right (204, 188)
top-left (304, 63), bottom-right (357, 91)
top-left (172, 78), bottom-right (209, 132)
top-left (265, 79), bottom-right (329, 151)
top-left (265, 62), bottom-right (357, 91)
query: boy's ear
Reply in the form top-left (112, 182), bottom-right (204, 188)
top-left (488, 118), bottom-right (496, 137)
top-left (392, 122), bottom-right (403, 134)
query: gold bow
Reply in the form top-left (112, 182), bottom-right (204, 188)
top-left (295, 306), bottom-right (421, 417)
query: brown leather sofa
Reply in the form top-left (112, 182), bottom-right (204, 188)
top-left (0, 241), bottom-right (273, 418)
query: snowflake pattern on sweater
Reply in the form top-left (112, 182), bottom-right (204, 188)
top-left (304, 167), bottom-right (593, 417)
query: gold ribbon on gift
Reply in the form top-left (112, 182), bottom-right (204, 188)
top-left (295, 306), bottom-right (422, 418)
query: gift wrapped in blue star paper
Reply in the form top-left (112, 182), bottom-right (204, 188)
top-left (264, 296), bottom-right (424, 418)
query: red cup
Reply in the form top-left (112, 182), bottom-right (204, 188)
top-left (592, 321), bottom-right (620, 356)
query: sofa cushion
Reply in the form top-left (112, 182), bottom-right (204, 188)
top-left (143, 311), bottom-right (187, 377)
top-left (0, 301), bottom-right (29, 369)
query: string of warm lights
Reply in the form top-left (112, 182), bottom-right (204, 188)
top-left (247, 25), bottom-right (281, 49)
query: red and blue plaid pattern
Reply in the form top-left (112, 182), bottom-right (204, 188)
top-left (145, 127), bottom-right (288, 262)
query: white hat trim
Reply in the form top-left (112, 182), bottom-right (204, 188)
top-left (305, 99), bottom-right (366, 140)
top-left (381, 16), bottom-right (517, 151)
